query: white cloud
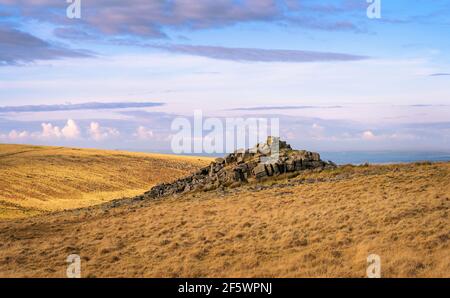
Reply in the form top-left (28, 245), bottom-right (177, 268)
top-left (312, 123), bottom-right (324, 130)
top-left (88, 122), bottom-right (120, 141)
top-left (1, 119), bottom-right (122, 143)
top-left (40, 123), bottom-right (62, 138)
top-left (0, 130), bottom-right (30, 141)
top-left (389, 133), bottom-right (418, 140)
top-left (361, 130), bottom-right (418, 141)
top-left (62, 119), bottom-right (81, 139)
top-left (362, 130), bottom-right (376, 140)
top-left (134, 126), bottom-right (154, 140)
top-left (8, 130), bottom-right (29, 139)
top-left (310, 123), bottom-right (326, 140)
top-left (39, 119), bottom-right (80, 139)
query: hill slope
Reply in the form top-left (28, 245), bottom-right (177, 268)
top-left (0, 161), bottom-right (448, 277)
top-left (0, 144), bottom-right (211, 219)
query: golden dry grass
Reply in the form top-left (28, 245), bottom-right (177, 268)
top-left (0, 159), bottom-right (448, 277)
top-left (0, 144), bottom-right (212, 219)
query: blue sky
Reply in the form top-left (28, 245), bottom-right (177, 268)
top-left (0, 0), bottom-right (449, 153)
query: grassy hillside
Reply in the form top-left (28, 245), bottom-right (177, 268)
top-left (0, 161), bottom-right (448, 277)
top-left (0, 144), bottom-right (212, 219)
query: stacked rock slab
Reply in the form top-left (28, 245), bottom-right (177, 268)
top-left (139, 137), bottom-right (336, 199)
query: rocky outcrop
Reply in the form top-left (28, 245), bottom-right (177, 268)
top-left (136, 137), bottom-right (336, 200)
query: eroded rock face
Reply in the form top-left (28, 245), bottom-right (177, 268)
top-left (138, 137), bottom-right (336, 199)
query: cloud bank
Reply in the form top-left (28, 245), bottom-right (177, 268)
top-left (0, 102), bottom-right (164, 113)
top-left (0, 28), bottom-right (92, 65)
top-left (1, 111), bottom-right (449, 153)
top-left (229, 105), bottom-right (343, 111)
top-left (0, 0), bottom-right (364, 39)
top-left (153, 44), bottom-right (368, 63)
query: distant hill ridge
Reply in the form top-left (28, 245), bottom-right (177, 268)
top-left (137, 137), bottom-right (337, 200)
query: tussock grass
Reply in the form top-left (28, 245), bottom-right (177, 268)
top-left (0, 157), bottom-right (448, 277)
top-left (0, 144), bottom-right (211, 219)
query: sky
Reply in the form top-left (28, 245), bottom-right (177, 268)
top-left (0, 0), bottom-right (449, 155)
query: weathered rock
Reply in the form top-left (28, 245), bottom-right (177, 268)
top-left (139, 136), bottom-right (336, 199)
top-left (272, 163), bottom-right (280, 176)
top-left (225, 154), bottom-right (235, 164)
top-left (215, 157), bottom-right (225, 164)
top-left (258, 143), bottom-right (271, 155)
top-left (253, 164), bottom-right (267, 179)
top-left (286, 159), bottom-right (295, 172)
top-left (311, 152), bottom-right (320, 161)
top-left (265, 164), bottom-right (274, 176)
top-left (295, 160), bottom-right (303, 171)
